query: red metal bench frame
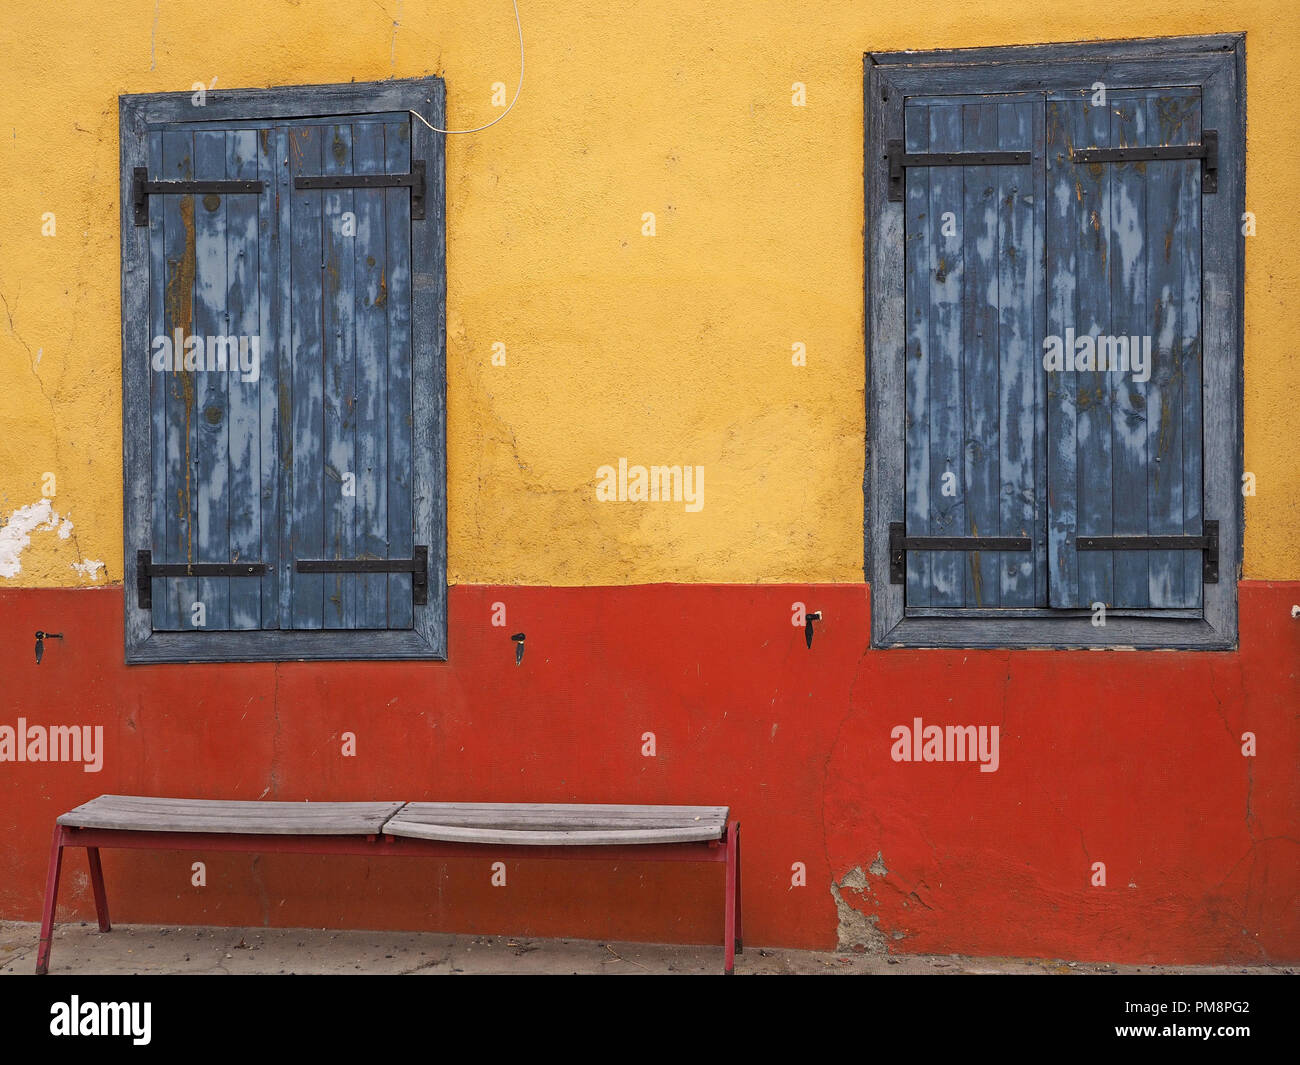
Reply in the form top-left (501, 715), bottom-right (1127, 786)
top-left (37, 819), bottom-right (742, 974)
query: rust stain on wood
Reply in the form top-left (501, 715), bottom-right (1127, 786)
top-left (164, 195), bottom-right (197, 562)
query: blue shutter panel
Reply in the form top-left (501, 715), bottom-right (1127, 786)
top-left (284, 118), bottom-right (417, 631)
top-left (147, 124), bottom-right (276, 630)
top-left (1045, 89), bottom-right (1205, 609)
top-left (903, 95), bottom-right (1046, 609)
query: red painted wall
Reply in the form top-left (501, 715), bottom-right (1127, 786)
top-left (1, 583), bottom-right (1296, 962)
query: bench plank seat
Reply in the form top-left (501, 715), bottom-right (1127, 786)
top-left (383, 802), bottom-right (730, 845)
top-left (56, 795), bottom-right (405, 835)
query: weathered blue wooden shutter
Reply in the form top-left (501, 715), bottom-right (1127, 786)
top-left (902, 94), bottom-right (1046, 609)
top-left (144, 116), bottom-right (418, 633)
top-left (285, 118), bottom-right (416, 631)
top-left (146, 124), bottom-right (280, 631)
top-left (1045, 89), bottom-right (1205, 609)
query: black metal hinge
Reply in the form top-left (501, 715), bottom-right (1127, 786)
top-left (136, 550), bottom-right (267, 608)
top-left (889, 522), bottom-right (1032, 584)
top-left (1076, 520), bottom-right (1219, 583)
top-left (295, 546), bottom-right (428, 605)
top-left (132, 168), bottom-right (265, 226)
top-left (294, 160), bottom-right (426, 220)
top-left (887, 141), bottom-right (1032, 202)
top-left (1071, 131), bottom-right (1218, 193)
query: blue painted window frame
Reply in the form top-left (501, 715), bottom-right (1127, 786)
top-left (865, 36), bottom-right (1245, 649)
top-left (120, 79), bottom-right (447, 663)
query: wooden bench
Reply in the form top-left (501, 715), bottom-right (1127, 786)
top-left (37, 795), bottom-right (742, 974)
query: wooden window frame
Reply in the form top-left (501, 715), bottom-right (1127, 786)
top-left (865, 35), bottom-right (1245, 649)
top-left (120, 79), bottom-right (448, 663)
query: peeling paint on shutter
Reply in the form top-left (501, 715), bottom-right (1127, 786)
top-left (147, 124), bottom-right (276, 631)
top-left (144, 116), bottom-right (418, 632)
top-left (902, 94), bottom-right (1045, 610)
top-left (1046, 88), bottom-right (1205, 609)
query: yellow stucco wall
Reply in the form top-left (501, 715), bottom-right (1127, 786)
top-left (0, 1), bottom-right (1295, 587)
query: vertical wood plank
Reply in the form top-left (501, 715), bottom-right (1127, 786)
top-left (995, 99), bottom-right (1041, 607)
top-left (1108, 94), bottom-right (1151, 607)
top-left (903, 102), bottom-right (932, 607)
top-left (273, 125), bottom-right (293, 629)
top-left (147, 130), bottom-right (177, 630)
top-left (1075, 94), bottom-right (1115, 611)
top-left (322, 122), bottom-right (358, 628)
top-left (866, 61), bottom-right (909, 642)
top-left (259, 125), bottom-right (286, 629)
top-left (353, 121), bottom-right (391, 628)
top-left (226, 128), bottom-right (262, 629)
top-left (1198, 44), bottom-right (1243, 643)
top-left (1031, 97), bottom-right (1050, 609)
top-left (1046, 98), bottom-right (1081, 607)
top-left (926, 102), bottom-right (966, 606)
top-left (1146, 91), bottom-right (1203, 608)
top-left (289, 124), bottom-right (325, 629)
top-left (193, 129), bottom-right (230, 630)
top-left (408, 80), bottom-right (448, 654)
top-left (161, 129), bottom-right (199, 629)
top-left (385, 120), bottom-right (415, 628)
top-left (960, 101), bottom-right (1001, 607)
top-left (1174, 95), bottom-right (1206, 602)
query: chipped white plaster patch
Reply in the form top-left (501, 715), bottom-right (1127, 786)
top-left (830, 866), bottom-right (889, 955)
top-left (0, 500), bottom-right (72, 578)
top-left (71, 558), bottom-right (105, 582)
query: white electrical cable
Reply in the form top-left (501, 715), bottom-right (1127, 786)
top-left (409, 0), bottom-right (523, 134)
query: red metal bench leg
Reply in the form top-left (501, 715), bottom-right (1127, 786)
top-left (36, 826), bottom-right (66, 975)
top-left (734, 821), bottom-right (743, 955)
top-left (724, 819), bottom-right (738, 974)
top-left (87, 847), bottom-right (111, 932)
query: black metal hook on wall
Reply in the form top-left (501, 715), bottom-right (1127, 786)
top-left (804, 612), bottom-right (821, 649)
top-left (511, 632), bottom-right (525, 666)
top-left (34, 630), bottom-right (63, 665)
